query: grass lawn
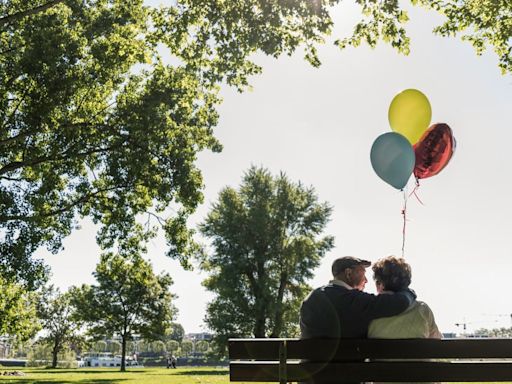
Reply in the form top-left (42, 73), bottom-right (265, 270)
top-left (0, 366), bottom-right (266, 384)
top-left (0, 367), bottom-right (509, 384)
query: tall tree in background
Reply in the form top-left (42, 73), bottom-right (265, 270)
top-left (71, 252), bottom-right (176, 371)
top-left (36, 286), bottom-right (84, 369)
top-left (200, 167), bottom-right (334, 354)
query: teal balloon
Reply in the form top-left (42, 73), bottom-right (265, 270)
top-left (370, 132), bottom-right (415, 190)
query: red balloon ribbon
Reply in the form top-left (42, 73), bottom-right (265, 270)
top-left (401, 190), bottom-right (407, 258)
top-left (408, 178), bottom-right (425, 206)
top-left (413, 123), bottom-right (456, 179)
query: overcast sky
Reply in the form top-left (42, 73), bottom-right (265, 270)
top-left (39, 1), bottom-right (512, 335)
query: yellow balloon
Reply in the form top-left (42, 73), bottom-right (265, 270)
top-left (388, 89), bottom-right (432, 144)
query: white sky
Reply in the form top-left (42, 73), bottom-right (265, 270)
top-left (38, 1), bottom-right (512, 335)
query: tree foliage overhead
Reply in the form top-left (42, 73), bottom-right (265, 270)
top-left (70, 252), bottom-right (176, 371)
top-left (199, 167), bottom-right (334, 354)
top-left (0, 0), bottom-right (343, 288)
top-left (1, 0), bottom-right (508, 288)
top-left (340, 0), bottom-right (511, 74)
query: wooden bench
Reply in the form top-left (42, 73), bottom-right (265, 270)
top-left (229, 338), bottom-right (512, 383)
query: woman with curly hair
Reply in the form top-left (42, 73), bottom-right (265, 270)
top-left (368, 256), bottom-right (441, 339)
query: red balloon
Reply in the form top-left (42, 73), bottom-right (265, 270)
top-left (413, 123), bottom-right (456, 179)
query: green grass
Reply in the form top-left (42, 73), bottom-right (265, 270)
top-left (0, 366), bottom-right (259, 384)
top-left (0, 367), bottom-right (509, 384)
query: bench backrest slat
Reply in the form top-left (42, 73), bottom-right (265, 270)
top-left (229, 338), bottom-right (512, 360)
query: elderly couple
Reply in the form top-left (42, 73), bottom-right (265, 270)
top-left (300, 255), bottom-right (441, 340)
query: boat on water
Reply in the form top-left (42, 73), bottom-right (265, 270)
top-left (77, 352), bottom-right (143, 368)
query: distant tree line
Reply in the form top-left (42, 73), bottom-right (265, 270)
top-left (474, 327), bottom-right (512, 338)
top-left (1, 253), bottom-right (184, 371)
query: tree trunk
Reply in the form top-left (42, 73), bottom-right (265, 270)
top-left (270, 274), bottom-right (287, 337)
top-left (121, 334), bottom-right (127, 372)
top-left (254, 260), bottom-right (268, 338)
top-left (253, 314), bottom-right (266, 338)
top-left (51, 338), bottom-right (60, 369)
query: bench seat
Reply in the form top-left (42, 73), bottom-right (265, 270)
top-left (229, 338), bottom-right (512, 383)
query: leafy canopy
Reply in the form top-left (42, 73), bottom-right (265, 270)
top-left (1, 0), bottom-right (508, 289)
top-left (0, 0), bottom-right (342, 288)
top-left (199, 167), bottom-right (334, 354)
top-left (70, 252), bottom-right (176, 371)
top-left (0, 275), bottom-right (40, 340)
top-left (36, 286), bottom-right (85, 368)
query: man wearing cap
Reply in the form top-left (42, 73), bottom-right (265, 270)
top-left (300, 256), bottom-right (416, 339)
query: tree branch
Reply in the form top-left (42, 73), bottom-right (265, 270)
top-left (0, 144), bottom-right (117, 176)
top-left (0, 184), bottom-right (132, 222)
top-left (1, 87), bottom-right (29, 133)
top-left (0, 0), bottom-right (65, 27)
top-left (145, 211), bottom-right (166, 227)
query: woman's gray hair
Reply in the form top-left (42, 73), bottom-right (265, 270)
top-left (372, 255), bottom-right (412, 291)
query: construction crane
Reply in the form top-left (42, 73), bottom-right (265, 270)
top-left (454, 322), bottom-right (468, 331)
top-left (456, 314), bottom-right (512, 335)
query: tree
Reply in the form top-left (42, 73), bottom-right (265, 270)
top-left (166, 340), bottom-right (179, 356)
top-left (107, 340), bottom-right (122, 355)
top-left (1, 0), bottom-right (509, 291)
top-left (71, 252), bottom-right (176, 371)
top-left (199, 166), bottom-right (334, 354)
top-left (180, 339), bottom-right (193, 357)
top-left (418, 0), bottom-right (512, 73)
top-left (0, 275), bottom-right (39, 340)
top-left (0, 0), bottom-right (342, 289)
top-left (36, 286), bottom-right (84, 368)
top-left (337, 0), bottom-right (511, 74)
top-left (195, 340), bottom-right (209, 354)
top-left (136, 339), bottom-right (151, 354)
top-left (151, 340), bottom-right (166, 355)
top-left (27, 342), bottom-right (76, 368)
top-left (166, 322), bottom-right (185, 343)
top-left (474, 327), bottom-right (512, 338)
top-left (92, 340), bottom-right (107, 353)
top-left (126, 340), bottom-right (136, 355)
top-left (26, 342), bottom-right (51, 367)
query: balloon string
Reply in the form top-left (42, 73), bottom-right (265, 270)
top-left (409, 178), bottom-right (425, 205)
top-left (401, 189), bottom-right (407, 258)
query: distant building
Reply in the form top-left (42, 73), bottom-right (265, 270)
top-left (185, 332), bottom-right (212, 341)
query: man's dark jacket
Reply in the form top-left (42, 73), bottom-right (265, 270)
top-left (300, 282), bottom-right (415, 339)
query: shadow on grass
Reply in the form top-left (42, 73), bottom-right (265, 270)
top-left (29, 369), bottom-right (142, 375)
top-left (5, 380), bottom-right (126, 384)
top-left (0, 381), bottom-right (55, 384)
top-left (174, 369), bottom-right (228, 376)
top-left (78, 380), bottom-right (128, 384)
